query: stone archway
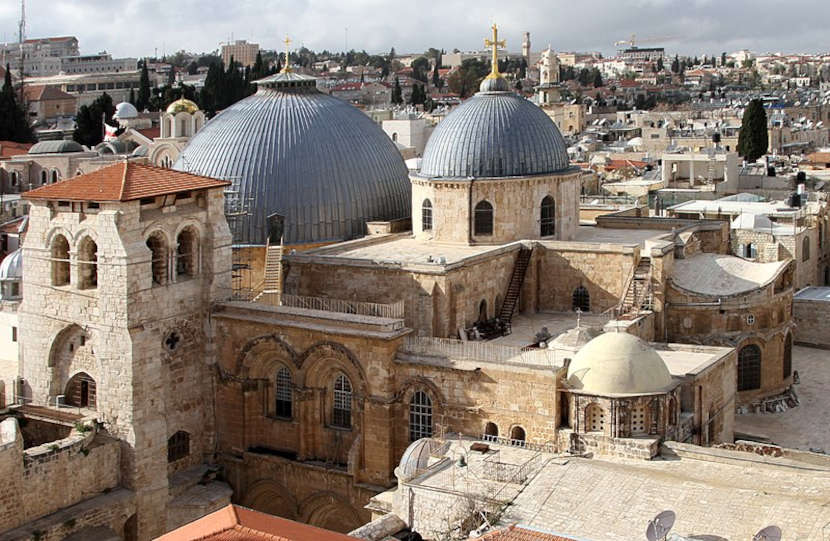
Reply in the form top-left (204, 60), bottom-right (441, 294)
top-left (300, 491), bottom-right (363, 533)
top-left (242, 480), bottom-right (299, 520)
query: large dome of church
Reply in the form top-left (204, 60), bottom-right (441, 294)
top-left (174, 72), bottom-right (410, 245)
top-left (418, 82), bottom-right (570, 179)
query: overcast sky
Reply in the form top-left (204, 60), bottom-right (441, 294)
top-left (1, 0), bottom-right (828, 59)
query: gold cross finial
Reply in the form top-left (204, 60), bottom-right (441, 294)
top-left (281, 35), bottom-right (292, 73)
top-left (484, 23), bottom-right (506, 79)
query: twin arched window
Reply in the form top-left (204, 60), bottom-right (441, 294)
top-left (275, 366), bottom-right (292, 418)
top-left (737, 344), bottom-right (762, 391)
top-left (146, 228), bottom-right (199, 286)
top-left (474, 200), bottom-right (493, 236)
top-left (409, 390), bottom-right (433, 442)
top-left (422, 199), bottom-right (433, 232)
top-left (540, 196), bottom-right (555, 237)
top-left (332, 373), bottom-right (352, 429)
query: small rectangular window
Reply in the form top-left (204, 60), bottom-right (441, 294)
top-left (87, 202), bottom-right (100, 209)
top-left (140, 197), bottom-right (156, 205)
top-left (58, 201), bottom-right (70, 207)
top-left (12, 327), bottom-right (17, 342)
top-left (175, 191), bottom-right (192, 201)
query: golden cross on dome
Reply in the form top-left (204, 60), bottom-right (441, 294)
top-left (281, 35), bottom-right (292, 73)
top-left (484, 23), bottom-right (506, 79)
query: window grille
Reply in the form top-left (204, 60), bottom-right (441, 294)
top-left (332, 374), bottom-right (352, 429)
top-left (167, 431), bottom-right (190, 463)
top-left (474, 200), bottom-right (493, 236)
top-left (275, 366), bottom-right (292, 418)
top-left (422, 199), bottom-right (433, 231)
top-left (572, 286), bottom-right (590, 312)
top-left (409, 391), bottom-right (433, 441)
top-left (737, 345), bottom-right (762, 391)
top-left (540, 196), bottom-right (555, 236)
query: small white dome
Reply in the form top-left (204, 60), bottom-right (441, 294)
top-left (731, 212), bottom-right (773, 230)
top-left (0, 248), bottom-right (22, 280)
top-left (396, 438), bottom-right (441, 481)
top-left (114, 102), bottom-right (138, 119)
top-left (566, 332), bottom-right (673, 395)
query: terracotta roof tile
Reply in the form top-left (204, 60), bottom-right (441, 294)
top-left (156, 505), bottom-right (361, 541)
top-left (23, 85), bottom-right (74, 102)
top-left (0, 140), bottom-right (34, 158)
top-left (474, 525), bottom-right (578, 541)
top-left (137, 127), bottom-right (161, 139)
top-left (22, 162), bottom-right (230, 202)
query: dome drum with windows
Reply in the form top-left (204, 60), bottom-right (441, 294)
top-left (410, 24), bottom-right (581, 245)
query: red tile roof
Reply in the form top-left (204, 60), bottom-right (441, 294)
top-left (22, 162), bottom-right (230, 202)
top-left (474, 525), bottom-right (578, 541)
top-left (137, 127), bottom-right (161, 140)
top-left (0, 140), bottom-right (34, 159)
top-left (23, 85), bottom-right (75, 102)
top-left (155, 505), bottom-right (361, 541)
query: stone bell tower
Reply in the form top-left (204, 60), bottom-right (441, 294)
top-left (19, 162), bottom-right (232, 539)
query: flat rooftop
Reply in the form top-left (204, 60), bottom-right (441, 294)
top-left (404, 437), bottom-right (830, 541)
top-left (794, 286), bottom-right (830, 302)
top-left (573, 225), bottom-right (668, 247)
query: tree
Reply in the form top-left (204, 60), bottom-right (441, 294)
top-left (137, 60), bottom-right (151, 111)
top-left (128, 87), bottom-right (135, 105)
top-left (392, 77), bottom-right (403, 105)
top-left (0, 64), bottom-right (34, 143)
top-left (432, 61), bottom-right (441, 88)
top-left (737, 98), bottom-right (768, 162)
top-left (252, 51), bottom-right (265, 80)
top-left (656, 57), bottom-right (664, 72)
top-left (446, 58), bottom-right (488, 98)
top-left (73, 92), bottom-right (115, 147)
top-left (187, 61), bottom-right (199, 75)
top-left (592, 68), bottom-right (603, 88)
top-left (411, 56), bottom-right (430, 83)
top-left (671, 55), bottom-right (679, 74)
top-left (167, 66), bottom-right (176, 86)
top-left (721, 52), bottom-right (727, 66)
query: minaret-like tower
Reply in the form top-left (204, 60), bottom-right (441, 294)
top-left (522, 31), bottom-right (531, 66)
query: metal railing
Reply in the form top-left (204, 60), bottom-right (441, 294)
top-left (278, 294), bottom-right (405, 319)
top-left (401, 336), bottom-right (559, 366)
top-left (482, 434), bottom-right (557, 454)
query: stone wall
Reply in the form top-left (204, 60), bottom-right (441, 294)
top-left (410, 170), bottom-right (580, 244)
top-left (0, 417), bottom-right (122, 533)
top-left (0, 305), bottom-right (18, 408)
top-left (793, 295), bottom-right (830, 347)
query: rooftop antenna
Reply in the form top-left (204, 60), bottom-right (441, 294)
top-left (645, 510), bottom-right (675, 541)
top-left (752, 525), bottom-right (782, 541)
top-left (17, 0), bottom-right (25, 103)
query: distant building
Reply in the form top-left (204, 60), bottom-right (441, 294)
top-left (621, 47), bottom-right (665, 62)
top-left (220, 40), bottom-right (259, 68)
top-left (22, 85), bottom-right (76, 124)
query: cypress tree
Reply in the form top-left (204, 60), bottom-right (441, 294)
top-left (392, 77), bottom-right (403, 105)
top-left (737, 99), bottom-right (769, 162)
top-left (432, 61), bottom-right (440, 88)
top-left (0, 64), bottom-right (35, 142)
top-left (137, 60), bottom-right (151, 110)
top-left (252, 51), bottom-right (264, 80)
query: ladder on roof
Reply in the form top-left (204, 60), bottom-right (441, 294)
top-left (253, 243), bottom-right (284, 305)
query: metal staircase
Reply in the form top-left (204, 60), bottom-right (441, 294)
top-left (498, 247), bottom-right (533, 328)
top-left (617, 257), bottom-right (653, 317)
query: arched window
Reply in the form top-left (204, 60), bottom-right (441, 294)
top-left (484, 422), bottom-right (498, 439)
top-left (176, 227), bottom-right (198, 277)
top-left (510, 426), bottom-right (526, 446)
top-left (540, 196), bottom-right (555, 237)
top-left (572, 286), bottom-right (590, 312)
top-left (51, 169), bottom-right (59, 183)
top-left (422, 199), bottom-right (433, 231)
top-left (146, 233), bottom-right (168, 285)
top-left (11, 171), bottom-right (18, 186)
top-left (409, 390), bottom-right (433, 441)
top-left (585, 403), bottom-right (604, 433)
top-left (65, 372), bottom-right (96, 409)
top-left (474, 200), bottom-right (493, 236)
top-left (51, 234), bottom-right (70, 286)
top-left (167, 431), bottom-right (190, 463)
top-left (77, 236), bottom-right (98, 289)
top-left (332, 373), bottom-right (352, 429)
top-left (737, 345), bottom-right (762, 391)
top-left (40, 170), bottom-right (48, 185)
top-left (783, 333), bottom-right (792, 379)
top-left (478, 299), bottom-right (487, 323)
top-left (802, 236), bottom-right (810, 262)
top-left (392, 132), bottom-right (398, 142)
top-left (275, 366), bottom-right (292, 418)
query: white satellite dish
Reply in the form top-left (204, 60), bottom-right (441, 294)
top-left (753, 525), bottom-right (782, 541)
top-left (645, 510), bottom-right (676, 541)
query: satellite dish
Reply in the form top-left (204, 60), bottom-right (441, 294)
top-left (753, 525), bottom-right (782, 541)
top-left (645, 510), bottom-right (676, 541)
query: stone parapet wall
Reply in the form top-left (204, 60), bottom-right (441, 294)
top-left (793, 296), bottom-right (830, 348)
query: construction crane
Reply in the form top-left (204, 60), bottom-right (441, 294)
top-left (614, 34), bottom-right (677, 49)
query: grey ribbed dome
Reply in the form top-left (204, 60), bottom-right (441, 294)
top-left (174, 81), bottom-right (410, 245)
top-left (419, 90), bottom-right (569, 179)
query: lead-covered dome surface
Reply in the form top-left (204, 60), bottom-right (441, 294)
top-left (0, 248), bottom-right (22, 280)
top-left (418, 88), bottom-right (570, 179)
top-left (114, 102), bottom-right (138, 119)
top-left (28, 140), bottom-right (84, 154)
top-left (566, 332), bottom-right (673, 395)
top-left (174, 81), bottom-right (409, 245)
